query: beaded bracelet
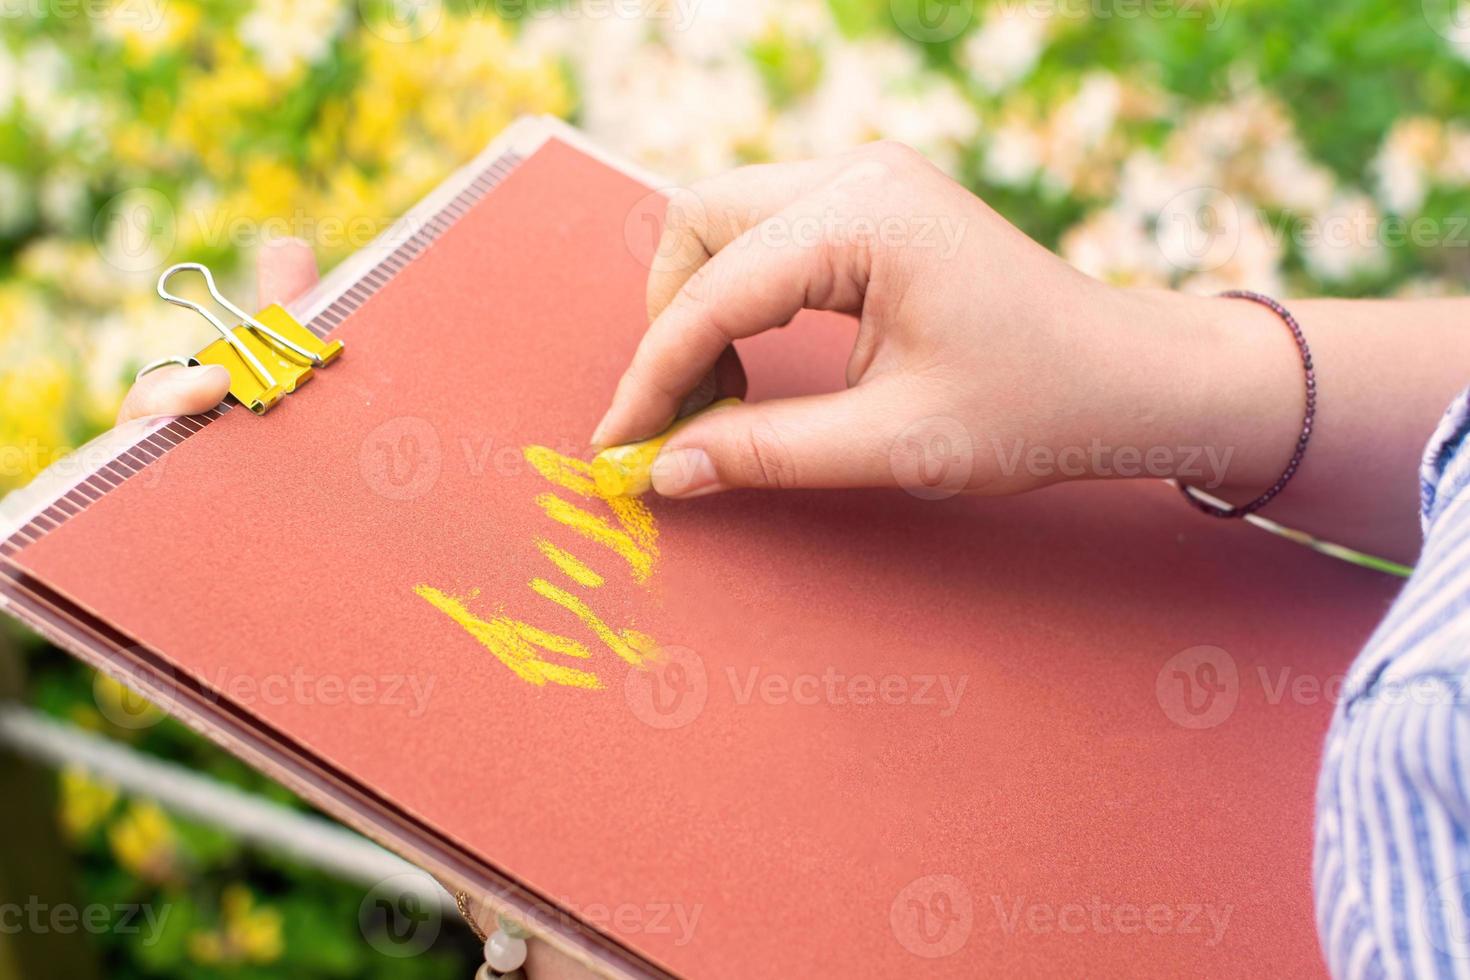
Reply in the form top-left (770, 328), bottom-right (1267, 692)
top-left (1179, 290), bottom-right (1316, 519)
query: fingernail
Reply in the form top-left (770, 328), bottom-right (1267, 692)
top-left (590, 418), bottom-right (611, 450)
top-left (651, 448), bottom-right (719, 498)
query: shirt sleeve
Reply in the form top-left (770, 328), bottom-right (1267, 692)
top-left (1419, 386), bottom-right (1470, 537)
top-left (1316, 385), bottom-right (1470, 980)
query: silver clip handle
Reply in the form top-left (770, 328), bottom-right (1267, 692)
top-left (156, 263), bottom-right (325, 391)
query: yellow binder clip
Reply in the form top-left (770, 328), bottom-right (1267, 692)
top-left (148, 262), bottom-right (344, 415)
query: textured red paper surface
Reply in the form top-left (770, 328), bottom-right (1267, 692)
top-left (16, 139), bottom-right (1396, 978)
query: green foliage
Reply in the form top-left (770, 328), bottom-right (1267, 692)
top-left (23, 653), bottom-right (483, 978)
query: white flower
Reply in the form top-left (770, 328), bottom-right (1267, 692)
top-left (82, 313), bottom-right (136, 417)
top-left (764, 0), bottom-right (833, 39)
top-left (537, 12), bottom-right (652, 97)
top-left (16, 42), bottom-right (101, 148)
top-left (17, 41), bottom-right (68, 110)
top-left (1066, 72), bottom-right (1121, 148)
top-left (1036, 72), bottom-right (1121, 194)
top-left (239, 0), bottom-right (346, 76)
top-left (1154, 186), bottom-right (1258, 281)
top-left (667, 0), bottom-right (785, 62)
top-left (871, 79), bottom-right (979, 176)
top-left (1116, 150), bottom-right (1219, 224)
top-left (1060, 207), bottom-right (1170, 287)
top-left (767, 38), bottom-right (980, 170)
top-left (1300, 194), bottom-right (1388, 284)
top-left (829, 36), bottom-right (926, 93)
top-left (1372, 119), bottom-right (1441, 215)
top-left (983, 122), bottom-right (1043, 187)
top-left (1257, 141), bottom-right (1334, 213)
top-left (961, 4), bottom-right (1049, 95)
top-left (572, 34), bottom-right (771, 179)
top-left (768, 40), bottom-right (921, 158)
top-left (1374, 152), bottom-right (1428, 215)
top-left (514, 12), bottom-right (579, 60)
top-left (19, 239), bottom-right (125, 307)
top-left (1179, 210), bottom-right (1285, 297)
top-left (99, 0), bottom-right (181, 55)
top-left (1441, 127), bottom-right (1470, 183)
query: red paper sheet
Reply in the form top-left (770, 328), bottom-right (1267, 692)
top-left (13, 138), bottom-right (1397, 978)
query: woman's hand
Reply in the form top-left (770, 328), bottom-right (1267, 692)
top-left (591, 142), bottom-right (1290, 500)
top-left (115, 238), bottom-right (321, 424)
top-left (593, 140), bottom-right (1470, 564)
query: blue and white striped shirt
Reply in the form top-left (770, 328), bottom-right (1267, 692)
top-left (1316, 388), bottom-right (1470, 978)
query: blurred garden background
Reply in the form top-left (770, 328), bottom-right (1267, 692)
top-left (2, 0), bottom-right (1470, 975)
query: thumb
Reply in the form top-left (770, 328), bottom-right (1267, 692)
top-left (650, 385), bottom-right (916, 497)
top-left (115, 364), bottom-right (231, 425)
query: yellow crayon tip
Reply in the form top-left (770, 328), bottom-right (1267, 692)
top-left (592, 398), bottom-right (741, 498)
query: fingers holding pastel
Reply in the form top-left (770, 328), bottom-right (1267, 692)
top-left (649, 382), bottom-right (920, 497)
top-left (625, 161), bottom-right (854, 445)
top-left (670, 344), bottom-right (748, 423)
top-left (594, 187), bottom-right (875, 450)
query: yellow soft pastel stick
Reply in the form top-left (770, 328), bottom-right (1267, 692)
top-left (592, 398), bottom-right (741, 498)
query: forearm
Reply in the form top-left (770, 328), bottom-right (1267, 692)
top-left (1104, 291), bottom-right (1470, 565)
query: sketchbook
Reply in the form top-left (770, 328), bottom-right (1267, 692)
top-left (0, 117), bottom-right (1398, 978)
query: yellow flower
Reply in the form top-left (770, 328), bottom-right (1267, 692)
top-left (343, 13), bottom-right (572, 169)
top-left (58, 766), bottom-right (119, 840)
top-left (106, 1), bottom-right (204, 66)
top-left (303, 164), bottom-right (383, 262)
top-left (107, 800), bottom-right (180, 884)
top-left (0, 354), bottom-right (74, 492)
top-left (168, 41), bottom-right (275, 180)
top-left (0, 282), bottom-right (42, 353)
top-left (188, 886), bottom-right (285, 966)
top-left (17, 238), bottom-right (127, 308)
top-left (110, 120), bottom-right (167, 170)
top-left (3, 4), bottom-right (576, 458)
top-left (66, 704), bottom-right (107, 732)
top-left (93, 672), bottom-right (168, 732)
top-left (239, 0), bottom-right (346, 78)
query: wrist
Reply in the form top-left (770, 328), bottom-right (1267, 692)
top-left (1079, 288), bottom-right (1304, 495)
